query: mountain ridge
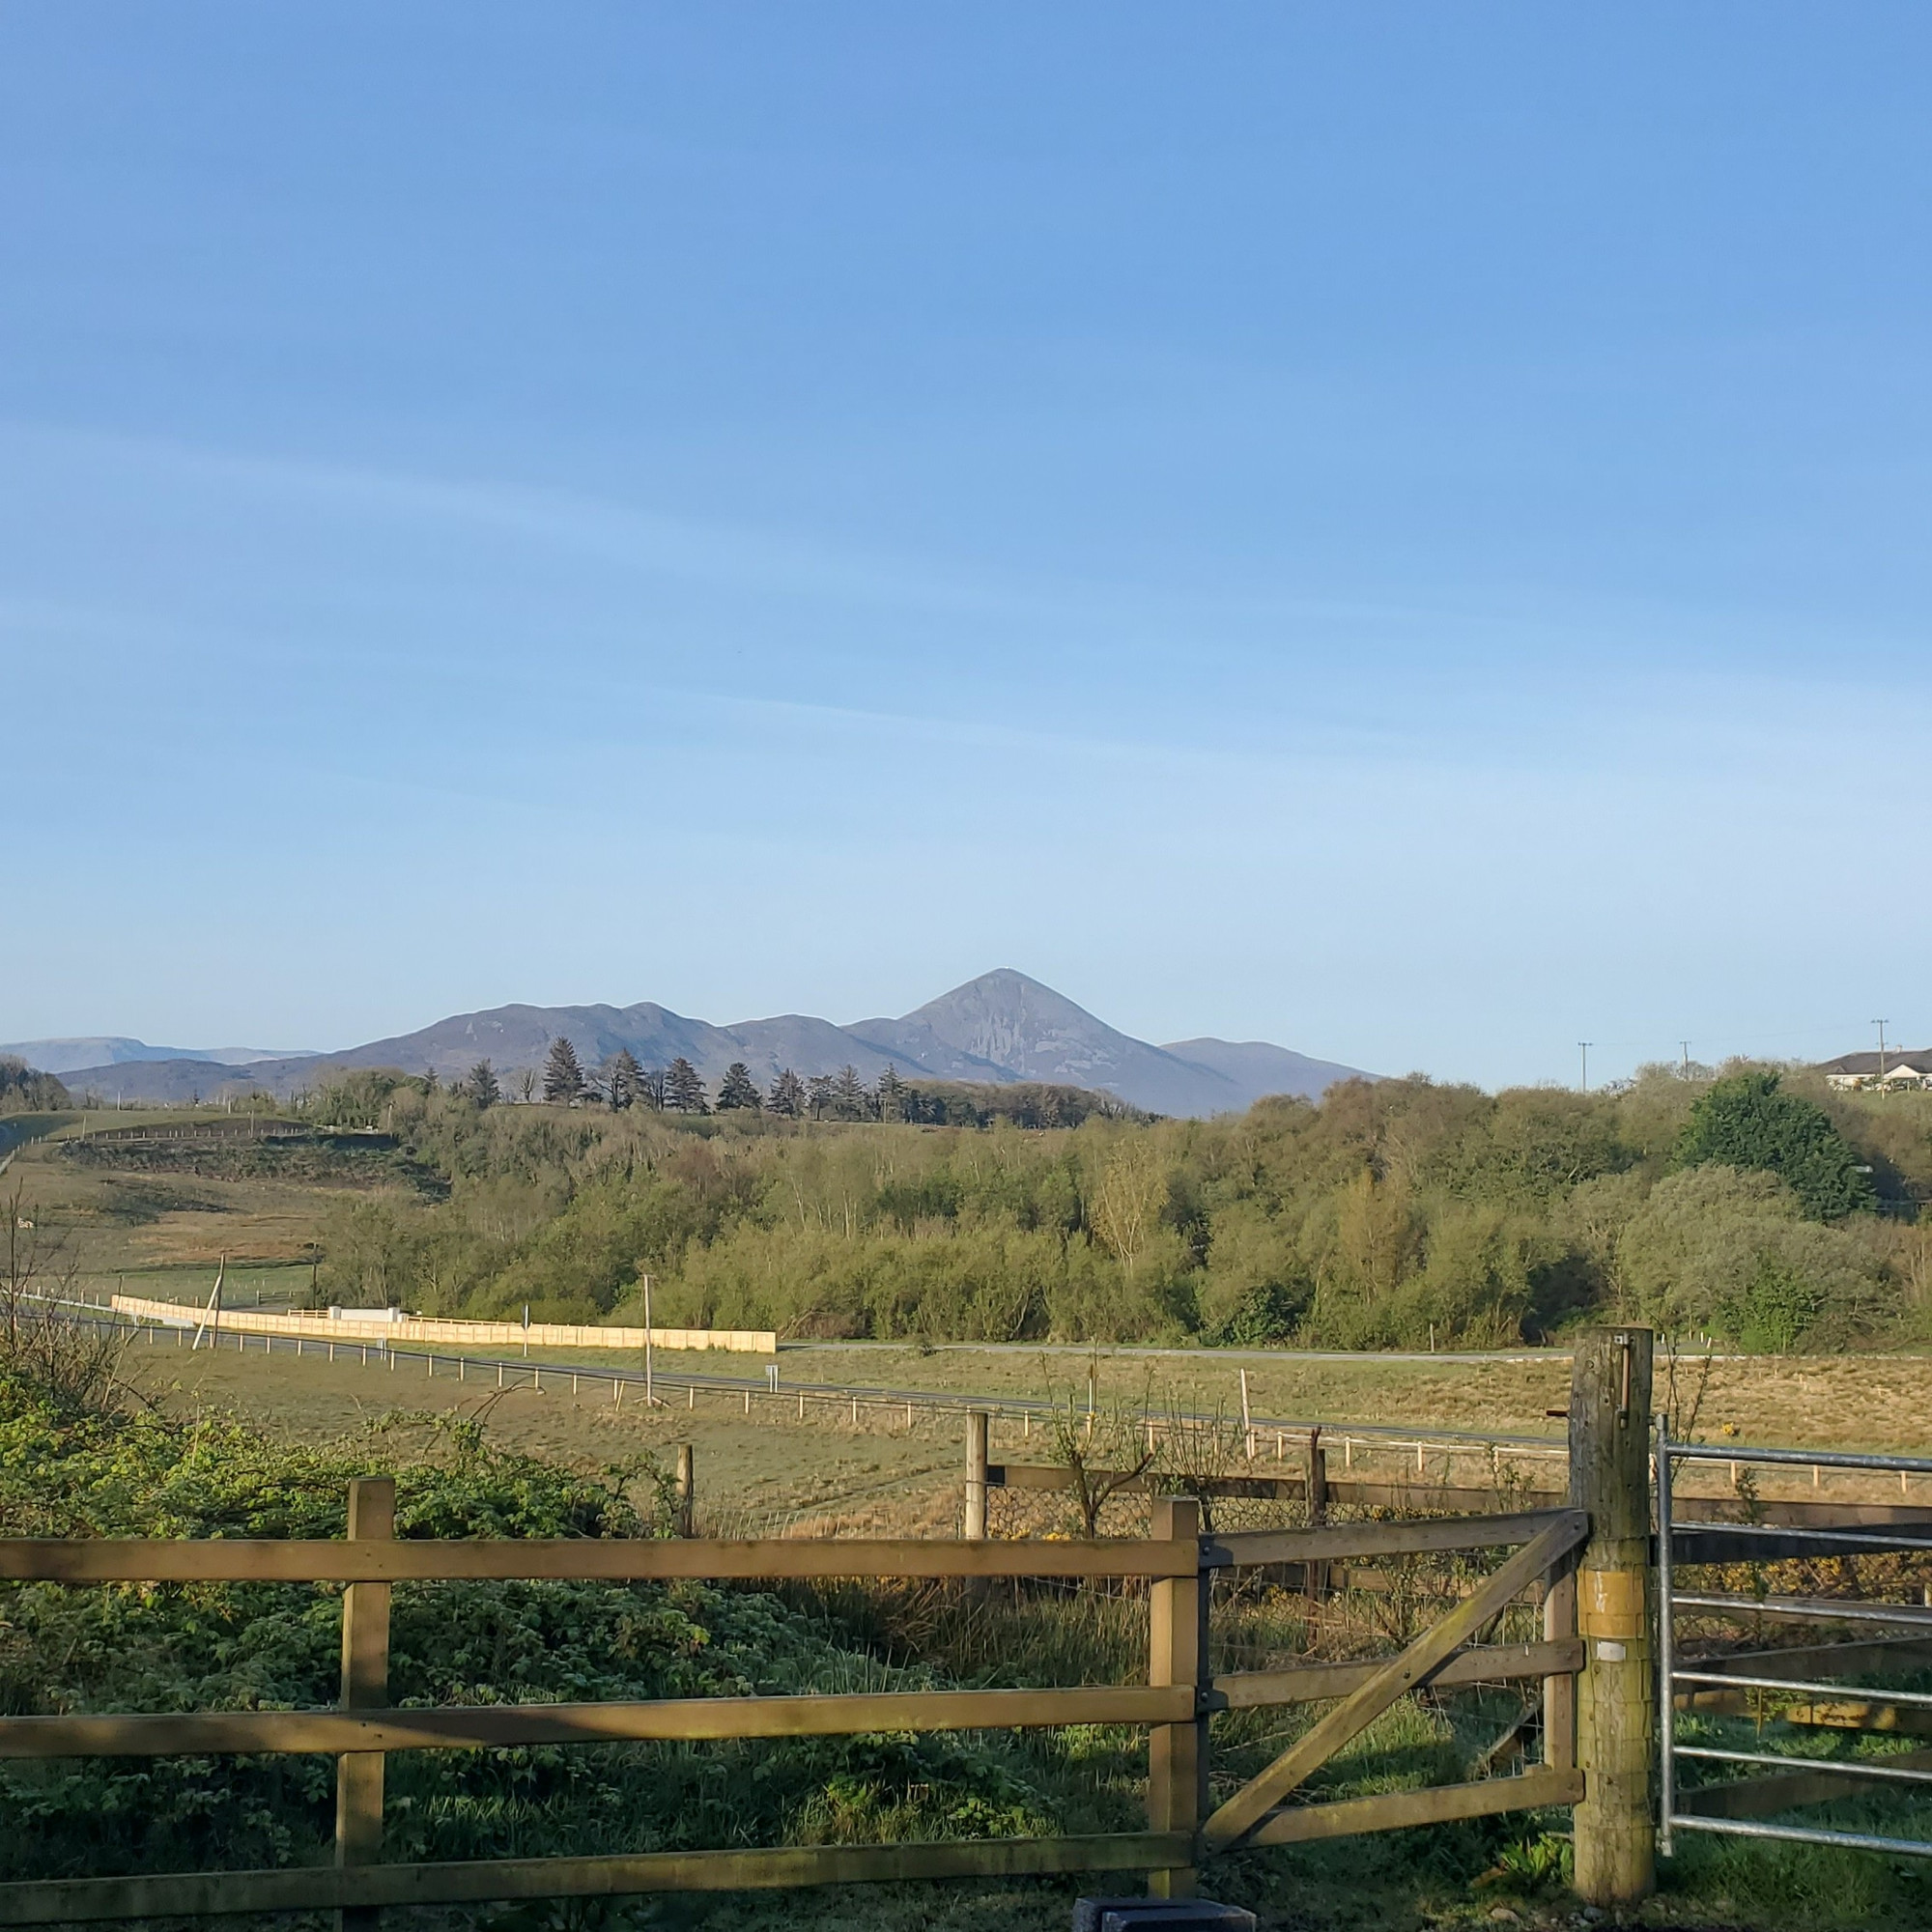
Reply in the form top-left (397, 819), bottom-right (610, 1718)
top-left (0, 1037), bottom-right (314, 1076)
top-left (38, 970), bottom-right (1374, 1117)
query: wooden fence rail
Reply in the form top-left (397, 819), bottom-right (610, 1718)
top-left (988, 1462), bottom-right (1567, 1516)
top-left (0, 1502), bottom-right (1585, 1921)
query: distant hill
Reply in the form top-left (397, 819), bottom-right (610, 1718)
top-left (0, 1037), bottom-right (312, 1076)
top-left (1159, 1037), bottom-right (1368, 1110)
top-left (50, 970), bottom-right (1375, 1118)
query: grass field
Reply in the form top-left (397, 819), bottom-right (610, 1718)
top-left (126, 1336), bottom-right (969, 1538)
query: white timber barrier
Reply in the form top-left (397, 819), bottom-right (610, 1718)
top-left (108, 1293), bottom-right (776, 1354)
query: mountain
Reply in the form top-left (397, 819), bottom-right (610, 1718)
top-left (849, 971), bottom-right (1254, 1118)
top-left (48, 971), bottom-right (1374, 1117)
top-left (0, 1037), bottom-right (314, 1076)
top-left (1159, 1037), bottom-right (1369, 1110)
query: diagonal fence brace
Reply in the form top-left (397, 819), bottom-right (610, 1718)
top-left (1202, 1510), bottom-right (1587, 1851)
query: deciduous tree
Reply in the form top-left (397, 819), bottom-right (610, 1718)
top-left (606, 1049), bottom-right (644, 1112)
top-left (1089, 1138), bottom-right (1168, 1281)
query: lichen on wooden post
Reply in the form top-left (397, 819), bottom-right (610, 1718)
top-left (1568, 1327), bottom-right (1655, 1908)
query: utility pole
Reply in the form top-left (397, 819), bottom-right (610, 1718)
top-left (1578, 1042), bottom-right (1593, 1094)
top-left (1874, 1019), bottom-right (1890, 1084)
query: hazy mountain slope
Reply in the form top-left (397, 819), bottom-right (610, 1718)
top-left (0, 1037), bottom-right (311, 1075)
top-left (49, 1058), bottom-right (269, 1104)
top-left (256, 1003), bottom-right (731, 1092)
top-left (1159, 1037), bottom-right (1366, 1106)
top-left (52, 971), bottom-right (1376, 1116)
top-left (718, 1015), bottom-right (908, 1087)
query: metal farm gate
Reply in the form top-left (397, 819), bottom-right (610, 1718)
top-left (1659, 1428), bottom-right (1932, 1862)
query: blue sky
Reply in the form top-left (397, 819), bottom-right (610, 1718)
top-left (4, 6), bottom-right (1929, 1087)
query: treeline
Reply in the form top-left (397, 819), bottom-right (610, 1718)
top-left (308, 1064), bottom-right (1932, 1353)
top-left (306, 1056), bottom-right (1138, 1132)
top-left (0, 1058), bottom-right (70, 1115)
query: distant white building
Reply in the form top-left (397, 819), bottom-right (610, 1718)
top-left (1819, 1050), bottom-right (1932, 1092)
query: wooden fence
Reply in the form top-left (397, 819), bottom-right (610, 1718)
top-left (0, 1490), bottom-right (1585, 1922)
top-left (109, 1293), bottom-right (777, 1355)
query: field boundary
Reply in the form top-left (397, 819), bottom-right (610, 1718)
top-left (109, 1293), bottom-right (776, 1354)
top-left (0, 1482), bottom-right (1587, 1921)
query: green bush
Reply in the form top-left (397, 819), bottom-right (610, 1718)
top-left (1678, 1070), bottom-right (1876, 1220)
top-left (0, 1374), bottom-right (1059, 1883)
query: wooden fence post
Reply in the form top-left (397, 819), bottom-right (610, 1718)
top-left (675, 1443), bottom-right (696, 1538)
top-left (1147, 1495), bottom-right (1207, 1899)
top-left (964, 1410), bottom-right (989, 1541)
top-left (1568, 1327), bottom-right (1654, 1908)
top-left (1305, 1426), bottom-right (1329, 1605)
top-left (1305, 1425), bottom-right (1328, 1527)
top-left (337, 1476), bottom-right (394, 1932)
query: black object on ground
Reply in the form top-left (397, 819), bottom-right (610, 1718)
top-left (1071, 1899), bottom-right (1258, 1932)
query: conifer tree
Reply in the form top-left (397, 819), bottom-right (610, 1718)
top-left (767, 1067), bottom-right (806, 1117)
top-left (875, 1064), bottom-right (905, 1122)
top-left (468, 1060), bottom-right (500, 1110)
top-left (806, 1073), bottom-right (835, 1120)
top-left (716, 1062), bottom-right (761, 1111)
top-left (833, 1064), bottom-right (868, 1120)
top-left (543, 1037), bottom-right (584, 1103)
top-left (665, 1056), bottom-right (708, 1114)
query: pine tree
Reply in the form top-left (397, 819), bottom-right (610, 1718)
top-left (543, 1036), bottom-right (584, 1103)
top-left (833, 1064), bottom-right (868, 1120)
top-left (468, 1060), bottom-right (500, 1109)
top-left (665, 1056), bottom-right (708, 1114)
top-left (875, 1064), bottom-right (905, 1122)
top-left (607, 1048), bottom-right (644, 1112)
top-left (806, 1073), bottom-right (835, 1120)
top-left (767, 1067), bottom-right (806, 1117)
top-left (716, 1062), bottom-right (761, 1111)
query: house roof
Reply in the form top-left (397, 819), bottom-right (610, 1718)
top-left (1819, 1050), bottom-right (1932, 1076)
